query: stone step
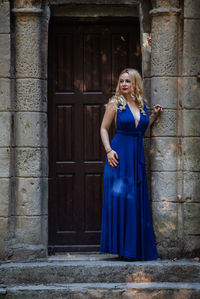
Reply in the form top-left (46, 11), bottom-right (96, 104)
top-left (1, 259), bottom-right (200, 285)
top-left (0, 282), bottom-right (200, 299)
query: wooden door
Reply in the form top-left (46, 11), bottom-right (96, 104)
top-left (48, 17), bottom-right (141, 252)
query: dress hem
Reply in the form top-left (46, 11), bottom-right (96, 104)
top-left (100, 249), bottom-right (160, 261)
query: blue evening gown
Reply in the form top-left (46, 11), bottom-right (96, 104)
top-left (100, 102), bottom-right (159, 261)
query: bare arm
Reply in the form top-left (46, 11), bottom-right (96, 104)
top-left (148, 104), bottom-right (164, 127)
top-left (100, 101), bottom-right (116, 153)
top-left (100, 101), bottom-right (119, 167)
top-left (149, 111), bottom-right (159, 127)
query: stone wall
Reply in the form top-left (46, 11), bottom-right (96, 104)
top-left (0, 0), bottom-right (50, 261)
top-left (181, 0), bottom-right (200, 257)
top-left (150, 0), bottom-right (200, 258)
top-left (7, 0), bottom-right (50, 260)
top-left (0, 0), bottom-right (199, 261)
top-left (150, 0), bottom-right (183, 258)
top-left (0, 0), bottom-right (11, 260)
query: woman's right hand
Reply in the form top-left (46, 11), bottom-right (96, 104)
top-left (107, 150), bottom-right (119, 167)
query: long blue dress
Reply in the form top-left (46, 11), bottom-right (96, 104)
top-left (100, 102), bottom-right (159, 261)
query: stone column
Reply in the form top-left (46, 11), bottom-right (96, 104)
top-left (0, 0), bottom-right (11, 260)
top-left (139, 0), bottom-right (153, 196)
top-left (10, 0), bottom-right (49, 260)
top-left (181, 0), bottom-right (200, 257)
top-left (149, 1), bottom-right (182, 258)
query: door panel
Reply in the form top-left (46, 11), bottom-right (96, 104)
top-left (48, 18), bottom-right (141, 252)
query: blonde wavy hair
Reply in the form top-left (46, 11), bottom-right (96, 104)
top-left (109, 68), bottom-right (148, 115)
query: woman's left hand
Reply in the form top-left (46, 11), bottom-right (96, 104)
top-left (153, 104), bottom-right (163, 115)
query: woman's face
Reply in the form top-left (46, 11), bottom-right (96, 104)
top-left (119, 72), bottom-right (132, 95)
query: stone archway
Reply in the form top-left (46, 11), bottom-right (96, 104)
top-left (3, 0), bottom-right (200, 261)
top-left (7, 0), bottom-right (155, 260)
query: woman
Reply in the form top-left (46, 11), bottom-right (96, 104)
top-left (100, 68), bottom-right (163, 261)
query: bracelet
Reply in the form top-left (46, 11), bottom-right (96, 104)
top-left (106, 149), bottom-right (112, 154)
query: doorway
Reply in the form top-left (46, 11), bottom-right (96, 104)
top-left (48, 17), bottom-right (141, 252)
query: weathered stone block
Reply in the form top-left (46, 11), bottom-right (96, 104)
top-left (152, 201), bottom-right (178, 242)
top-left (183, 138), bottom-right (200, 171)
top-left (0, 148), bottom-right (10, 177)
top-left (151, 77), bottom-right (178, 109)
top-left (0, 217), bottom-right (8, 259)
top-left (0, 112), bottom-right (11, 146)
top-left (0, 1), bottom-right (10, 34)
top-left (50, 0), bottom-right (138, 5)
top-left (15, 148), bottom-right (48, 177)
top-left (144, 123), bottom-right (151, 138)
top-left (183, 19), bottom-right (200, 76)
top-left (0, 34), bottom-right (10, 77)
top-left (14, 215), bottom-right (48, 245)
top-left (184, 235), bottom-right (200, 256)
top-left (183, 203), bottom-right (200, 234)
top-left (143, 78), bottom-right (151, 105)
top-left (142, 33), bottom-right (151, 78)
top-left (180, 77), bottom-right (200, 109)
top-left (0, 179), bottom-right (9, 217)
top-left (14, 1), bottom-right (42, 8)
top-left (182, 110), bottom-right (200, 136)
top-left (151, 110), bottom-right (177, 137)
top-left (52, 2), bottom-right (139, 17)
top-left (15, 112), bottom-right (47, 147)
top-left (143, 137), bottom-right (150, 169)
top-left (15, 16), bottom-right (42, 78)
top-left (15, 79), bottom-right (47, 112)
top-left (0, 78), bottom-right (11, 111)
top-left (146, 169), bottom-right (151, 195)
top-left (155, 0), bottom-right (179, 8)
top-left (14, 178), bottom-right (48, 216)
top-left (41, 8), bottom-right (50, 80)
top-left (151, 172), bottom-right (177, 202)
top-left (184, 0), bottom-right (200, 19)
top-left (150, 137), bottom-right (177, 171)
top-left (183, 172), bottom-right (200, 203)
top-left (151, 15), bottom-right (178, 76)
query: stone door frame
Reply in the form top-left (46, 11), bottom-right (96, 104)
top-left (8, 0), bottom-right (153, 260)
top-left (47, 1), bottom-right (154, 256)
top-left (1, 0), bottom-right (187, 261)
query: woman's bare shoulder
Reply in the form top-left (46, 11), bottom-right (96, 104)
top-left (105, 99), bottom-right (118, 113)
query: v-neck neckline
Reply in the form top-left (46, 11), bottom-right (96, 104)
top-left (126, 102), bottom-right (141, 129)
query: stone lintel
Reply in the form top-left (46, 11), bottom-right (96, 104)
top-left (12, 8), bottom-right (43, 16)
top-left (149, 7), bottom-right (181, 16)
top-left (50, 0), bottom-right (139, 5)
top-left (52, 4), bottom-right (139, 17)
